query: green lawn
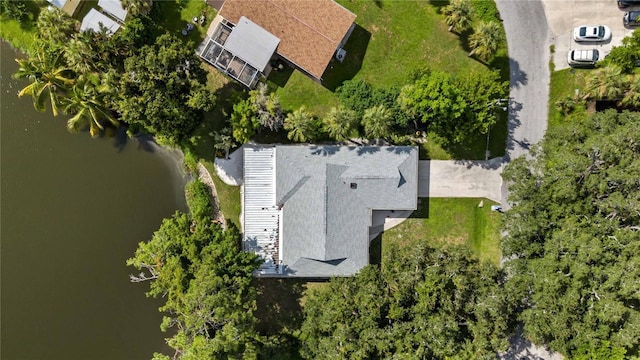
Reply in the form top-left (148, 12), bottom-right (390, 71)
top-left (265, 0), bottom-right (508, 160)
top-left (150, 0), bottom-right (217, 44)
top-left (0, 1), bottom-right (43, 52)
top-left (201, 160), bottom-right (241, 228)
top-left (548, 68), bottom-right (590, 128)
top-left (372, 198), bottom-right (502, 266)
top-left (272, 0), bottom-right (492, 114)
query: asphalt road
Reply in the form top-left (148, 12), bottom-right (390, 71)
top-left (496, 0), bottom-right (551, 162)
top-left (492, 3), bottom-right (564, 358)
top-left (494, 0), bottom-right (551, 209)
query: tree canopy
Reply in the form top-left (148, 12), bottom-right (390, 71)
top-left (301, 246), bottom-right (517, 359)
top-left (600, 28), bottom-right (640, 74)
top-left (128, 180), bottom-right (261, 359)
top-left (502, 110), bottom-right (640, 358)
top-left (399, 69), bottom-right (507, 144)
top-left (118, 33), bottom-right (215, 143)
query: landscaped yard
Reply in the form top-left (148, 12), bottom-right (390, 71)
top-left (0, 1), bottom-right (43, 51)
top-left (548, 67), bottom-right (590, 128)
top-left (201, 160), bottom-right (241, 228)
top-left (264, 0), bottom-right (509, 160)
top-left (372, 197), bottom-right (502, 266)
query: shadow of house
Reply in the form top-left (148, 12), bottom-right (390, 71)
top-left (320, 24), bottom-right (371, 91)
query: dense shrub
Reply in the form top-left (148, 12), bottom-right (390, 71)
top-left (600, 29), bottom-right (640, 74)
top-left (336, 79), bottom-right (411, 129)
top-left (185, 179), bottom-right (212, 220)
top-left (470, 0), bottom-right (501, 23)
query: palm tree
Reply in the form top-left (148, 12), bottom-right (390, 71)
top-left (620, 75), bottom-right (640, 108)
top-left (14, 48), bottom-right (74, 116)
top-left (64, 35), bottom-right (96, 74)
top-left (35, 7), bottom-right (77, 45)
top-left (121, 0), bottom-right (153, 16)
top-left (468, 21), bottom-right (504, 62)
top-left (63, 75), bottom-right (118, 137)
top-left (362, 105), bottom-right (393, 139)
top-left (441, 0), bottom-right (473, 33)
top-left (284, 106), bottom-right (318, 143)
top-left (322, 106), bottom-right (358, 141)
top-left (584, 65), bottom-right (625, 100)
top-left (213, 127), bottom-right (236, 159)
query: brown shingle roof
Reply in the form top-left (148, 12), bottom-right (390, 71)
top-left (219, 0), bottom-right (356, 79)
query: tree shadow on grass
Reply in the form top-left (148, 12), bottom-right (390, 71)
top-left (427, 0), bottom-right (450, 13)
top-left (191, 81), bottom-right (247, 162)
top-left (320, 24), bottom-right (371, 92)
top-left (253, 278), bottom-right (328, 338)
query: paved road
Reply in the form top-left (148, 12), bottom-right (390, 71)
top-left (495, 0), bottom-right (551, 208)
top-left (496, 0), bottom-right (551, 162)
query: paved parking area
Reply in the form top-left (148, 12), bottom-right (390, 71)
top-left (544, 0), bottom-right (636, 70)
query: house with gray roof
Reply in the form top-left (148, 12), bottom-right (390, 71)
top-left (242, 145), bottom-right (418, 277)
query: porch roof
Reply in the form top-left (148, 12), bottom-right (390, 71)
top-left (224, 16), bottom-right (280, 72)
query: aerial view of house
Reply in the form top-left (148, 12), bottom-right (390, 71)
top-left (199, 0), bottom-right (356, 87)
top-left (243, 145), bottom-right (418, 277)
top-left (3, 0), bottom-right (640, 358)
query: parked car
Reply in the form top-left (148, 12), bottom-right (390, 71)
top-left (573, 25), bottom-right (611, 42)
top-left (624, 11), bottom-right (640, 27)
top-left (567, 49), bottom-right (599, 67)
top-left (618, 0), bottom-right (640, 7)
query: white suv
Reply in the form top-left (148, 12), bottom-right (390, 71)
top-left (567, 49), bottom-right (599, 67)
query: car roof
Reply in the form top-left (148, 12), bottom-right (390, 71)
top-left (572, 49), bottom-right (598, 60)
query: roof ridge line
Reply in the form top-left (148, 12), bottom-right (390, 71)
top-left (265, 0), bottom-right (337, 43)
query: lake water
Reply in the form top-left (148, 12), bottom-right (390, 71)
top-left (1, 41), bottom-right (188, 359)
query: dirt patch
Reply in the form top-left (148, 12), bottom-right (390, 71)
top-left (197, 162), bottom-right (226, 228)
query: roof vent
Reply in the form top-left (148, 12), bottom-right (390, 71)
top-left (336, 48), bottom-right (346, 63)
top-left (350, 182), bottom-right (357, 189)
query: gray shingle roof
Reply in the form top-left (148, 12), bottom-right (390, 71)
top-left (273, 145), bottom-right (418, 277)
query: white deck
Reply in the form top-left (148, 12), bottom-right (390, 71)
top-left (242, 147), bottom-right (281, 274)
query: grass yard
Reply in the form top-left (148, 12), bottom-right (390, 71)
top-left (265, 0), bottom-right (508, 160)
top-left (0, 1), bottom-right (44, 52)
top-left (201, 160), bottom-right (241, 228)
top-left (548, 67), bottom-right (590, 128)
top-left (150, 0), bottom-right (217, 44)
top-left (373, 198), bottom-right (502, 266)
top-left (272, 0), bottom-right (492, 115)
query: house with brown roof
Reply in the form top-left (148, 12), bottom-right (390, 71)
top-left (199, 0), bottom-right (356, 87)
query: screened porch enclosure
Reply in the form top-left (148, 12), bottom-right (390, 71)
top-left (199, 17), bottom-right (279, 88)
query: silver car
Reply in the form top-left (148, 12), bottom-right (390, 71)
top-left (567, 49), bottom-right (599, 67)
top-left (573, 25), bottom-right (612, 42)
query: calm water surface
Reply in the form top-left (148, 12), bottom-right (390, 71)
top-left (1, 41), bottom-right (187, 359)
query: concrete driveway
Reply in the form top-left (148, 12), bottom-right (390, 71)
top-left (418, 159), bottom-right (504, 203)
top-left (545, 0), bottom-right (635, 70)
